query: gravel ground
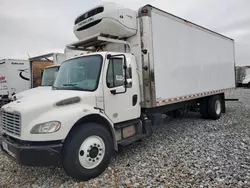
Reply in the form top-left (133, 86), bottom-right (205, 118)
top-left (1, 88), bottom-right (250, 188)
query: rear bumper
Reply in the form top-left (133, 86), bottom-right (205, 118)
top-left (0, 133), bottom-right (63, 166)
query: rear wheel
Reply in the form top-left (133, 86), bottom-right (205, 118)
top-left (62, 123), bottom-right (113, 181)
top-left (207, 95), bottom-right (222, 120)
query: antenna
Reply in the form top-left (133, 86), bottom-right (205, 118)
top-left (27, 53), bottom-right (31, 58)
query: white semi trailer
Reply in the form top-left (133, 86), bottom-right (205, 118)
top-left (0, 2), bottom-right (236, 181)
top-left (0, 59), bottom-right (30, 106)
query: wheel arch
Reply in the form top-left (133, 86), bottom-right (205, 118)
top-left (64, 114), bottom-right (118, 151)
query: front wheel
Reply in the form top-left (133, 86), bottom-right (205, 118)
top-left (62, 123), bottom-right (113, 181)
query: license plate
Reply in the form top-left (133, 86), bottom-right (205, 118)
top-left (2, 141), bottom-right (16, 158)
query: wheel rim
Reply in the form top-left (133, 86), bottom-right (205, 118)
top-left (215, 100), bottom-right (221, 115)
top-left (78, 136), bottom-right (105, 169)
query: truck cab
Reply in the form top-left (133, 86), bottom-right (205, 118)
top-left (0, 51), bottom-right (142, 181)
top-left (53, 52), bottom-right (140, 123)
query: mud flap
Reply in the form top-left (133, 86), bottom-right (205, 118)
top-left (221, 93), bottom-right (226, 113)
top-left (142, 119), bottom-right (153, 137)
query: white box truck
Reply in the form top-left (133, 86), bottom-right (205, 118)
top-left (0, 59), bottom-right (30, 106)
top-left (0, 2), bottom-right (236, 181)
top-left (12, 53), bottom-right (65, 100)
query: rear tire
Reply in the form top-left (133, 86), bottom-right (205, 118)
top-left (62, 123), bottom-right (113, 181)
top-left (207, 95), bottom-right (222, 120)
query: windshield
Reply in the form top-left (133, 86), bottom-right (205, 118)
top-left (53, 55), bottom-right (102, 91)
top-left (41, 66), bottom-right (59, 86)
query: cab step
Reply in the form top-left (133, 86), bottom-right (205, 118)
top-left (117, 134), bottom-right (146, 146)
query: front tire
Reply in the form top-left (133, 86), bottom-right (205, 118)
top-left (62, 123), bottom-right (113, 181)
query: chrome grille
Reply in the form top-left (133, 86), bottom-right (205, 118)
top-left (1, 111), bottom-right (21, 136)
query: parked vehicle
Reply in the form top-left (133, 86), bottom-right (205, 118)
top-left (0, 2), bottom-right (236, 181)
top-left (11, 53), bottom-right (65, 100)
top-left (12, 51), bottom-right (89, 100)
top-left (12, 65), bottom-right (60, 100)
top-left (235, 66), bottom-right (250, 87)
top-left (242, 67), bottom-right (250, 88)
top-left (0, 59), bottom-right (30, 106)
top-left (0, 53), bottom-right (65, 105)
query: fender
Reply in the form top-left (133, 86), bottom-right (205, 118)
top-left (67, 109), bottom-right (118, 150)
top-left (24, 105), bottom-right (118, 150)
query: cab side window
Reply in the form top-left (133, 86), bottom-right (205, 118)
top-left (106, 58), bottom-right (124, 88)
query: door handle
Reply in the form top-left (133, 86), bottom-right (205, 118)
top-left (132, 95), bottom-right (138, 106)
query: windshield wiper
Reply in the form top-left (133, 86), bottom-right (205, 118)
top-left (62, 84), bottom-right (83, 90)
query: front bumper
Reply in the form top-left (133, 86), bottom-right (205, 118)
top-left (0, 133), bottom-right (63, 166)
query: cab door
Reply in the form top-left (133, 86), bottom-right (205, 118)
top-left (103, 53), bottom-right (140, 123)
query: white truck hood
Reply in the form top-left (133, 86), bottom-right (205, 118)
top-left (1, 90), bottom-right (98, 141)
top-left (3, 90), bottom-right (96, 114)
top-left (13, 86), bottom-right (52, 100)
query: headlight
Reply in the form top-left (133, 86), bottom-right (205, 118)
top-left (30, 121), bottom-right (61, 134)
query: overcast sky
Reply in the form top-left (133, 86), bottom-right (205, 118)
top-left (0, 0), bottom-right (249, 65)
